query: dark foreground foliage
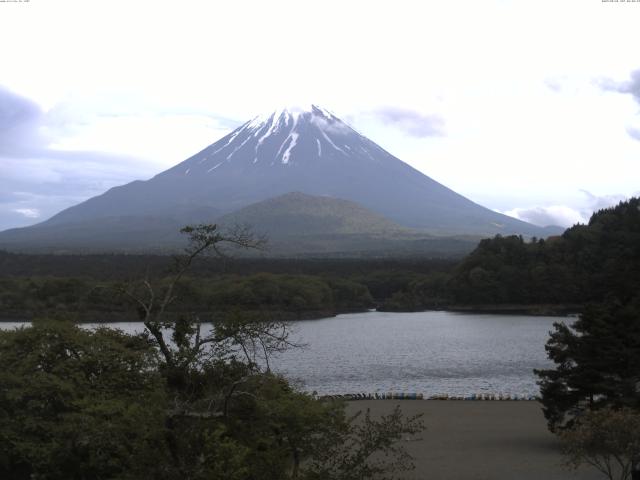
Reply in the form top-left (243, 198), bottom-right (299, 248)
top-left (0, 321), bottom-right (422, 480)
top-left (532, 199), bottom-right (640, 434)
top-left (535, 297), bottom-right (640, 431)
top-left (0, 322), bottom-right (166, 479)
top-left (0, 224), bottom-right (423, 479)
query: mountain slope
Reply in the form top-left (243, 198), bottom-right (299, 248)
top-left (0, 216), bottom-right (188, 253)
top-left (0, 192), bottom-right (480, 256)
top-left (0, 104), bottom-right (561, 253)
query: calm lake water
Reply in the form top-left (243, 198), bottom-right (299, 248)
top-left (1, 311), bottom-right (566, 396)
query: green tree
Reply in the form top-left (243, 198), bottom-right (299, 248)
top-left (535, 297), bottom-right (640, 431)
top-left (0, 321), bottom-right (167, 480)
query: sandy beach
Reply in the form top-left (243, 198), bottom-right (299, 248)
top-left (346, 400), bottom-right (603, 480)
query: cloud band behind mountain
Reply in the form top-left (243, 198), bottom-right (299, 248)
top-left (503, 191), bottom-right (635, 228)
top-left (368, 106), bottom-right (445, 138)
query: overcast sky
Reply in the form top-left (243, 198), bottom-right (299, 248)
top-left (1, 0), bottom-right (639, 231)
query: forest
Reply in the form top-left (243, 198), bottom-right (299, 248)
top-left (0, 255), bottom-right (454, 322)
top-left (2, 198), bottom-right (638, 320)
top-left (448, 197), bottom-right (640, 306)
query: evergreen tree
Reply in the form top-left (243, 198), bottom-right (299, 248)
top-left (536, 296), bottom-right (640, 431)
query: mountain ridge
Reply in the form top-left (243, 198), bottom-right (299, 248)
top-left (0, 104), bottom-right (563, 254)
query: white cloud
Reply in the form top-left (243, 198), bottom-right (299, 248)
top-left (13, 208), bottom-right (40, 219)
top-left (579, 190), bottom-right (630, 213)
top-left (502, 191), bottom-right (635, 228)
top-left (50, 112), bottom-right (231, 168)
top-left (359, 107), bottom-right (445, 138)
top-left (503, 205), bottom-right (586, 228)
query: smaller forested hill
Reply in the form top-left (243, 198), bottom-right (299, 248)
top-left (215, 192), bottom-right (480, 257)
top-left (448, 198), bottom-right (640, 306)
top-left (218, 192), bottom-right (406, 237)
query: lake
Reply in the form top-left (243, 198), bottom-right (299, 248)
top-left (0, 311), bottom-right (565, 397)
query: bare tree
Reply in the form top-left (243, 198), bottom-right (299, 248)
top-left (117, 225), bottom-right (297, 406)
top-left (560, 407), bottom-right (640, 480)
top-left (119, 224), bottom-right (270, 365)
top-left (114, 224), bottom-right (310, 473)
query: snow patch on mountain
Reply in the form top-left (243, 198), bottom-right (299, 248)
top-left (318, 128), bottom-right (345, 155)
top-left (207, 161), bottom-right (223, 172)
top-left (225, 133), bottom-right (253, 161)
top-left (281, 132), bottom-right (299, 164)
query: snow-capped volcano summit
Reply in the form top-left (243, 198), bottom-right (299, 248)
top-left (0, 105), bottom-right (561, 252)
top-left (248, 104), bottom-right (338, 125)
top-left (172, 104), bottom-right (370, 173)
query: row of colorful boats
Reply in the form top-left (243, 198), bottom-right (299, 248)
top-left (428, 393), bottom-right (538, 401)
top-left (317, 392), bottom-right (539, 401)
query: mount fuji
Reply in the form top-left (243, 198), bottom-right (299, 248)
top-left (0, 105), bottom-right (560, 254)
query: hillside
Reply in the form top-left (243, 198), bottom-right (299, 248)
top-left (218, 192), bottom-right (405, 237)
top-left (219, 192), bottom-right (480, 257)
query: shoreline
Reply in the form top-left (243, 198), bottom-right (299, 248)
top-left (0, 304), bottom-right (580, 323)
top-left (442, 303), bottom-right (582, 316)
top-left (377, 303), bottom-right (582, 316)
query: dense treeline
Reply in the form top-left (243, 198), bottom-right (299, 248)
top-left (448, 198), bottom-right (640, 306)
top-left (0, 254), bottom-right (455, 321)
top-left (0, 252), bottom-right (457, 280)
top-left (374, 198), bottom-right (639, 312)
top-left (0, 274), bottom-right (376, 322)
